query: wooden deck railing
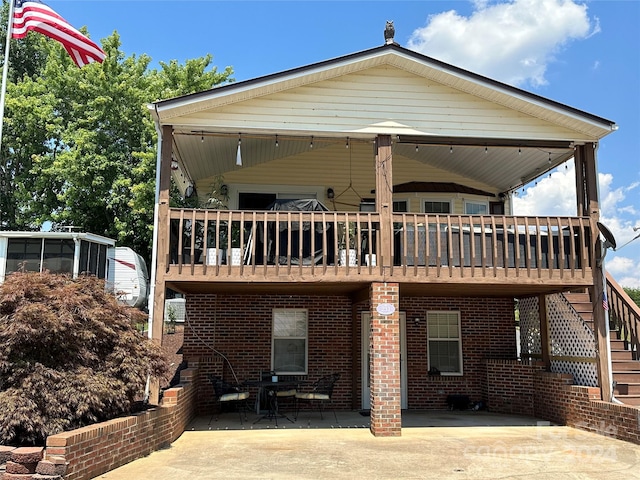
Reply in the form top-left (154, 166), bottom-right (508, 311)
top-left (607, 272), bottom-right (640, 359)
top-left (165, 208), bottom-right (593, 282)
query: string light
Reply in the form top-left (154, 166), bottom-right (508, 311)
top-left (518, 147), bottom-right (521, 155)
top-left (450, 145), bottom-right (453, 154)
top-left (275, 135), bottom-right (279, 148)
top-left (236, 135), bottom-right (242, 166)
top-left (346, 137), bottom-right (350, 149)
top-left (548, 152), bottom-right (551, 164)
top-left (310, 136), bottom-right (313, 149)
top-left (201, 132), bottom-right (204, 143)
top-left (485, 146), bottom-right (488, 154)
top-left (415, 144), bottom-right (419, 152)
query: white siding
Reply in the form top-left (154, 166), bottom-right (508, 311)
top-left (175, 66), bottom-right (592, 142)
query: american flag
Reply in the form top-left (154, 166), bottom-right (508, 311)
top-left (602, 291), bottom-right (609, 311)
top-left (11, 0), bottom-right (106, 68)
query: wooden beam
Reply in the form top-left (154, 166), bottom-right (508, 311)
top-left (582, 142), bottom-right (612, 402)
top-left (149, 124), bottom-right (173, 405)
top-left (375, 135), bottom-right (393, 268)
top-left (538, 294), bottom-right (551, 370)
top-left (574, 146), bottom-right (586, 217)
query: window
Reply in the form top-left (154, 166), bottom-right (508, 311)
top-left (427, 311), bottom-right (462, 375)
top-left (464, 202), bottom-right (488, 215)
top-left (393, 200), bottom-right (408, 212)
top-left (272, 309), bottom-right (308, 374)
top-left (6, 238), bottom-right (42, 273)
top-left (424, 201), bottom-right (451, 214)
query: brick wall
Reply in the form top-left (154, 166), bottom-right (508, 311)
top-left (184, 293), bottom-right (516, 412)
top-left (534, 371), bottom-right (640, 445)
top-left (485, 359), bottom-right (545, 415)
top-left (43, 366), bottom-right (198, 480)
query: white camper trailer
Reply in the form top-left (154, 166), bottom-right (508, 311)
top-left (106, 247), bottom-right (150, 309)
top-left (0, 231), bottom-right (149, 310)
top-left (0, 230), bottom-right (115, 284)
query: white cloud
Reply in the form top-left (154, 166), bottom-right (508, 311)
top-left (407, 0), bottom-right (597, 87)
top-left (513, 163), bottom-right (640, 288)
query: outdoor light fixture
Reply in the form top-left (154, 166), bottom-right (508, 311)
top-left (327, 187), bottom-right (335, 199)
top-left (236, 135), bottom-right (242, 166)
top-left (170, 159), bottom-right (179, 170)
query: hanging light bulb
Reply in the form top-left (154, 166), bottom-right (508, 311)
top-left (346, 137), bottom-right (350, 149)
top-left (450, 145), bottom-right (453, 154)
top-left (310, 136), bottom-right (314, 149)
top-left (518, 147), bottom-right (521, 155)
top-left (201, 132), bottom-right (204, 143)
top-left (236, 135), bottom-right (242, 166)
top-left (275, 135), bottom-right (279, 148)
top-left (548, 152), bottom-right (551, 164)
top-left (485, 146), bottom-right (488, 154)
top-left (415, 144), bottom-right (419, 152)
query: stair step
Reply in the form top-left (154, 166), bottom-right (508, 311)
top-left (614, 383), bottom-right (640, 395)
top-left (564, 293), bottom-right (591, 303)
top-left (610, 339), bottom-right (628, 349)
top-left (611, 349), bottom-right (635, 360)
top-left (611, 361), bottom-right (640, 371)
top-left (612, 371), bottom-right (640, 383)
top-left (612, 395), bottom-right (640, 407)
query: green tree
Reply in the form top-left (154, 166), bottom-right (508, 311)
top-left (1, 23), bottom-right (233, 264)
top-left (624, 287), bottom-right (640, 308)
top-left (0, 272), bottom-right (168, 446)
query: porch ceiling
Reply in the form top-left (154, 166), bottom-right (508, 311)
top-left (170, 131), bottom-right (575, 195)
top-left (166, 280), bottom-right (579, 300)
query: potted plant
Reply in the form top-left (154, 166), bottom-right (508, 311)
top-left (228, 221), bottom-right (244, 266)
top-left (338, 220), bottom-right (358, 266)
top-left (165, 304), bottom-right (177, 334)
top-left (203, 176), bottom-right (228, 266)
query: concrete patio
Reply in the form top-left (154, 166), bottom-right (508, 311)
top-left (93, 410), bottom-right (640, 479)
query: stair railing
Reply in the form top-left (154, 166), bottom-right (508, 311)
top-left (606, 272), bottom-right (640, 360)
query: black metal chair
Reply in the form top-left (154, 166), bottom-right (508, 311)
top-left (295, 373), bottom-right (340, 423)
top-left (208, 375), bottom-right (250, 425)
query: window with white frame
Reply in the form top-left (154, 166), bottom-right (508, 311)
top-left (272, 309), bottom-right (308, 374)
top-left (424, 201), bottom-right (451, 214)
top-left (464, 201), bottom-right (488, 215)
top-left (427, 311), bottom-right (463, 375)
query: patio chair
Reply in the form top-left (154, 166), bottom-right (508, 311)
top-left (273, 374), bottom-right (298, 414)
top-left (295, 373), bottom-right (340, 423)
top-left (208, 375), bottom-right (250, 425)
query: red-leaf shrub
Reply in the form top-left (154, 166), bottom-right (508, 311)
top-left (0, 272), bottom-right (168, 446)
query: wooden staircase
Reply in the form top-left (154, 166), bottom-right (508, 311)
top-left (564, 280), bottom-right (640, 407)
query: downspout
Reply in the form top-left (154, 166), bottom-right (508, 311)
top-left (71, 234), bottom-right (80, 279)
top-left (144, 104), bottom-right (163, 402)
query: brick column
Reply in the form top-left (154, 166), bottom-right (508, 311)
top-left (369, 282), bottom-right (401, 436)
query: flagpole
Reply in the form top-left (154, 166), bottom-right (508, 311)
top-left (0, 0), bottom-right (16, 154)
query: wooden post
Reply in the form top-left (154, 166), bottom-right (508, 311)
top-left (538, 294), bottom-right (551, 370)
top-left (375, 135), bottom-right (393, 268)
top-left (574, 146), bottom-right (586, 217)
top-left (582, 142), bottom-right (612, 402)
top-left (149, 124), bottom-right (173, 405)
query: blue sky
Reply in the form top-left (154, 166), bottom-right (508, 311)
top-left (50, 0), bottom-right (640, 287)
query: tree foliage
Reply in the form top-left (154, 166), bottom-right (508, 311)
top-left (0, 272), bottom-right (169, 446)
top-left (624, 288), bottom-right (640, 308)
top-left (0, 9), bottom-right (234, 264)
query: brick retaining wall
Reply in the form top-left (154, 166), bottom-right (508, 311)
top-left (534, 371), bottom-right (640, 445)
top-left (38, 366), bottom-right (198, 480)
